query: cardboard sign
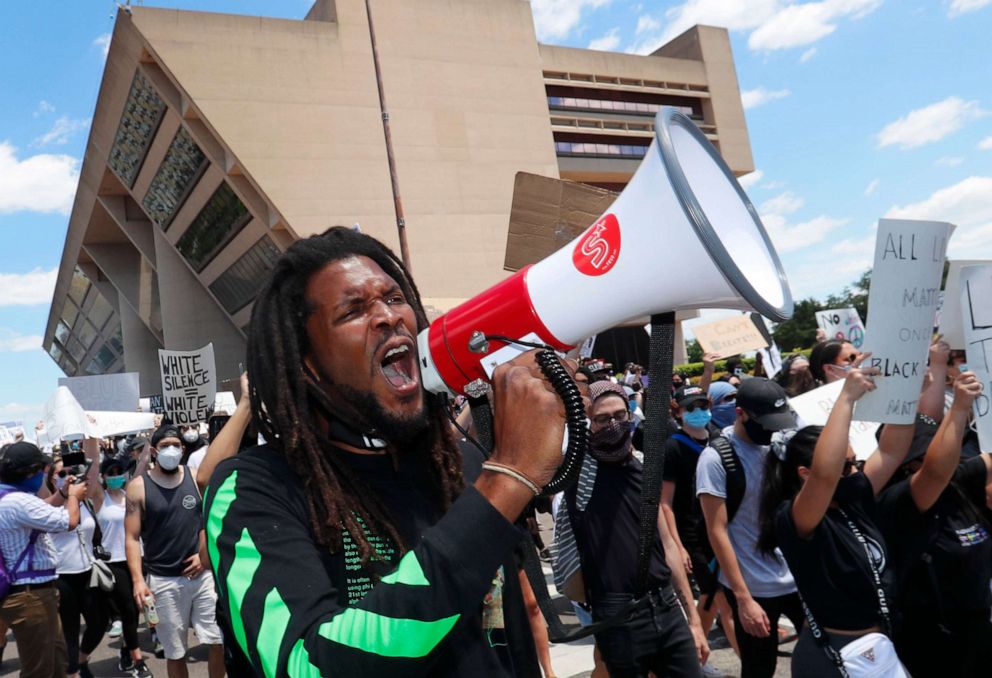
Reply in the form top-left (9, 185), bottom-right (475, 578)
top-left (939, 260), bottom-right (990, 350)
top-left (57, 373), bottom-right (140, 412)
top-left (816, 308), bottom-right (866, 349)
top-left (855, 219), bottom-right (953, 424)
top-left (158, 343), bottom-right (216, 425)
top-left (789, 381), bottom-right (881, 460)
top-left (960, 265), bottom-right (992, 452)
top-left (692, 315), bottom-right (769, 359)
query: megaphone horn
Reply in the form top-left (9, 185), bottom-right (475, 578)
top-left (417, 107), bottom-right (794, 397)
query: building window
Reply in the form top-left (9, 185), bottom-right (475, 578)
top-left (88, 294), bottom-right (114, 331)
top-left (547, 96), bottom-right (697, 119)
top-left (87, 345), bottom-right (118, 375)
top-left (176, 183), bottom-right (251, 272)
top-left (554, 141), bottom-right (649, 158)
top-left (209, 236), bottom-right (282, 314)
top-left (108, 70), bottom-right (166, 187)
top-left (48, 342), bottom-right (64, 363)
top-left (108, 325), bottom-right (124, 356)
top-left (60, 300), bottom-right (79, 329)
top-left (55, 321), bottom-right (71, 345)
top-left (75, 318), bottom-right (98, 350)
top-left (68, 268), bottom-right (91, 307)
top-left (143, 126), bottom-right (208, 228)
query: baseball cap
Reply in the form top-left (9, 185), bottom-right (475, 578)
top-left (736, 378), bottom-right (797, 431)
top-left (0, 441), bottom-right (49, 472)
top-left (150, 425), bottom-right (181, 447)
top-left (588, 381), bottom-right (629, 405)
top-left (674, 385), bottom-right (709, 408)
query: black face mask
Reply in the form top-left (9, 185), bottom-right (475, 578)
top-left (588, 420), bottom-right (633, 464)
top-left (742, 417), bottom-right (774, 446)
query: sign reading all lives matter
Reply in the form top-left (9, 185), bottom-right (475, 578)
top-left (693, 315), bottom-right (769, 360)
top-left (158, 343), bottom-right (216, 425)
top-left (816, 308), bottom-right (866, 349)
top-left (960, 265), bottom-right (992, 452)
top-left (855, 219), bottom-right (953, 424)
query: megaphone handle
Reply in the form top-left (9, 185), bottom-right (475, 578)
top-left (535, 350), bottom-right (588, 496)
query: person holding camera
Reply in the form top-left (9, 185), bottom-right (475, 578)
top-left (45, 450), bottom-right (107, 678)
top-left (0, 441), bottom-right (87, 678)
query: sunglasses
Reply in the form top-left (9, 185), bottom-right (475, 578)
top-left (686, 401), bottom-right (710, 412)
top-left (843, 458), bottom-right (865, 475)
top-left (591, 410), bottom-right (631, 428)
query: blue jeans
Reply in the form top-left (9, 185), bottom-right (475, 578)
top-left (591, 588), bottom-right (702, 678)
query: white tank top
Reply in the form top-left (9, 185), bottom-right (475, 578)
top-left (97, 490), bottom-right (128, 562)
top-left (52, 504), bottom-right (97, 574)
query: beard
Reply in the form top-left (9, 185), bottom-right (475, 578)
top-left (332, 382), bottom-right (430, 446)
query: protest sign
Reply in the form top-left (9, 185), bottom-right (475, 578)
top-left (938, 260), bottom-right (990, 350)
top-left (693, 315), bottom-right (768, 359)
top-left (855, 219), bottom-right (953, 424)
top-left (0, 427), bottom-right (12, 445)
top-left (816, 308), bottom-right (866, 349)
top-left (158, 343), bottom-right (216, 425)
top-left (578, 335), bottom-right (597, 359)
top-left (43, 387), bottom-right (91, 442)
top-left (751, 312), bottom-right (783, 377)
top-left (960, 265), bottom-right (992, 452)
top-left (86, 411), bottom-right (157, 438)
top-left (57, 373), bottom-right (140, 412)
top-left (789, 380), bottom-right (880, 460)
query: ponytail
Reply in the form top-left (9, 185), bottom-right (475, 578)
top-left (757, 425), bottom-right (822, 556)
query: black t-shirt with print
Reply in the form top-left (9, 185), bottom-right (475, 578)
top-left (776, 472), bottom-right (893, 631)
top-left (662, 433), bottom-right (711, 556)
top-left (877, 455), bottom-right (992, 612)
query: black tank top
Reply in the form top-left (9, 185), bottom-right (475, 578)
top-left (141, 467), bottom-right (202, 576)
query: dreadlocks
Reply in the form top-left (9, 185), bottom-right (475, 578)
top-left (247, 226), bottom-right (464, 566)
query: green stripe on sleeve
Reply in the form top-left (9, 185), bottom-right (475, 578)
top-left (257, 586), bottom-right (295, 678)
top-left (205, 470), bottom-right (239, 587)
top-left (227, 528), bottom-right (262, 661)
top-left (286, 638), bottom-right (321, 678)
top-left (318, 608), bottom-right (460, 658)
top-left (380, 552), bottom-right (430, 587)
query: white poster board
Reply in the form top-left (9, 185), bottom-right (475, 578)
top-left (855, 219), bottom-right (953, 424)
top-left (57, 373), bottom-right (140, 412)
top-left (86, 411), bottom-right (157, 439)
top-left (158, 343), bottom-right (216, 425)
top-left (816, 308), bottom-right (866, 349)
top-left (789, 381), bottom-right (881, 460)
top-left (939, 259), bottom-right (990, 350)
top-left (693, 315), bottom-right (769, 359)
top-left (43, 386), bottom-right (91, 442)
top-left (960, 265), bottom-right (992, 452)
top-left (0, 427), bottom-right (12, 445)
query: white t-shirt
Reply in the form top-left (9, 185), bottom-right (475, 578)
top-left (97, 489), bottom-right (128, 562)
top-left (187, 445), bottom-right (208, 478)
top-left (695, 427), bottom-right (796, 598)
top-left (51, 503), bottom-right (97, 574)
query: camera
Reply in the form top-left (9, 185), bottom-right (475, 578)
top-left (59, 447), bottom-right (92, 483)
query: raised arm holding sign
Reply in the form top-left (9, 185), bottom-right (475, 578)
top-left (960, 264), bottom-right (992, 451)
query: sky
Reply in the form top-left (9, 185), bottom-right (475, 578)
top-left (1, 0), bottom-right (991, 425)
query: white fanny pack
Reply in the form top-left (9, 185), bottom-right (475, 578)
top-left (838, 632), bottom-right (908, 677)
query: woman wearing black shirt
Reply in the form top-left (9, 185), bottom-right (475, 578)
top-left (876, 371), bottom-right (989, 676)
top-left (757, 360), bottom-right (914, 676)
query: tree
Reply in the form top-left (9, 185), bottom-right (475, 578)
top-left (771, 267), bottom-right (873, 352)
top-left (686, 338), bottom-right (703, 363)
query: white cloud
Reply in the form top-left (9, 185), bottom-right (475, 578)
top-left (978, 136), bottom-right (992, 150)
top-left (800, 47), bottom-right (818, 62)
top-left (763, 214), bottom-right (849, 253)
top-left (738, 169), bottom-right (765, 190)
top-left (935, 156), bottom-right (964, 167)
top-left (588, 27), bottom-right (621, 51)
top-left (34, 116), bottom-right (90, 147)
top-left (741, 87), bottom-right (791, 110)
top-left (761, 191), bottom-right (805, 215)
top-left (33, 100), bottom-right (55, 118)
top-left (530, 0), bottom-right (612, 41)
top-left (0, 268), bottom-right (59, 306)
top-left (829, 235), bottom-right (876, 256)
top-left (885, 176), bottom-right (992, 258)
top-left (636, 15), bottom-right (661, 34)
top-left (0, 403), bottom-right (45, 432)
top-left (864, 179), bottom-right (880, 196)
top-left (748, 0), bottom-right (882, 51)
top-left (876, 97), bottom-right (986, 149)
top-left (93, 33), bottom-right (111, 57)
top-left (947, 0), bottom-right (992, 17)
top-left (0, 330), bottom-right (42, 353)
top-left (630, 0), bottom-right (781, 54)
top-left (0, 143), bottom-right (79, 215)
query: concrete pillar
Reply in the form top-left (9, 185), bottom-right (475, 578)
top-left (119, 301), bottom-right (164, 396)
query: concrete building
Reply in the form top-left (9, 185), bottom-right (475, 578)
top-left (44, 0), bottom-right (754, 394)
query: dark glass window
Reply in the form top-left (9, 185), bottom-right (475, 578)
top-left (209, 236), bottom-right (282, 314)
top-left (66, 336), bottom-right (86, 363)
top-left (547, 96), bottom-right (697, 119)
top-left (88, 294), bottom-right (114, 331)
top-left (108, 325), bottom-right (124, 355)
top-left (554, 141), bottom-right (648, 158)
top-left (48, 342), bottom-right (64, 363)
top-left (143, 126), bottom-right (208, 228)
top-left (87, 345), bottom-right (118, 375)
top-left (108, 71), bottom-right (166, 187)
top-left (55, 321), bottom-right (71, 344)
top-left (176, 183), bottom-right (251, 272)
top-left (61, 300), bottom-right (79, 328)
top-left (58, 354), bottom-right (77, 376)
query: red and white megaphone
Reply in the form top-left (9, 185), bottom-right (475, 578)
top-left (417, 107), bottom-right (793, 396)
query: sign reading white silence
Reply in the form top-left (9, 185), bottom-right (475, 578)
top-left (789, 380), bottom-right (880, 460)
top-left (960, 265), bottom-right (992, 452)
top-left (158, 343), bottom-right (216, 425)
top-left (855, 219), bottom-right (953, 424)
top-left (816, 308), bottom-right (866, 349)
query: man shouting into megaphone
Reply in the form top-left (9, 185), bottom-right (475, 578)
top-left (204, 227), bottom-right (572, 677)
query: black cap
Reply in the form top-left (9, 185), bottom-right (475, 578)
top-left (737, 378), bottom-right (797, 431)
top-left (100, 455), bottom-right (129, 476)
top-left (674, 384), bottom-right (709, 408)
top-left (150, 425), bottom-right (181, 447)
top-left (0, 441), bottom-right (48, 472)
top-left (125, 437), bottom-right (148, 454)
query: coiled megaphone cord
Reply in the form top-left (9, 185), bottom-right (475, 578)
top-left (532, 349), bottom-right (588, 496)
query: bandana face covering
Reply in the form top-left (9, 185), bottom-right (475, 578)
top-left (588, 419), bottom-right (633, 464)
top-left (711, 402), bottom-right (736, 429)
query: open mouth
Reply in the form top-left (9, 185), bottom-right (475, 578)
top-left (379, 343), bottom-right (419, 393)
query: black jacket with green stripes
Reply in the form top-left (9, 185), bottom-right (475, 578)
top-left (204, 441), bottom-right (540, 677)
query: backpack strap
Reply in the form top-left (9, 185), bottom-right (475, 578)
top-left (0, 489), bottom-right (57, 583)
top-left (671, 432), bottom-right (705, 454)
top-left (712, 436), bottom-right (746, 524)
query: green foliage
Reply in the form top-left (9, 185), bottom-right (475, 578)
top-left (770, 268), bottom-right (872, 352)
top-left (686, 338), bottom-right (703, 364)
top-left (675, 348), bottom-right (813, 380)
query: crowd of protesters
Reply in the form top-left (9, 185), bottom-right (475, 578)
top-left (0, 227), bottom-right (988, 678)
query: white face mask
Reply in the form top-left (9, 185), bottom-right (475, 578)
top-left (156, 445), bottom-right (183, 471)
top-left (181, 429), bottom-right (199, 443)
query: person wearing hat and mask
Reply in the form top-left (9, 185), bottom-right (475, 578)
top-left (707, 381), bottom-right (738, 432)
top-left (564, 381), bottom-right (709, 677)
top-left (695, 378), bottom-right (802, 678)
top-left (0, 441), bottom-right (88, 678)
top-left (125, 425), bottom-right (223, 678)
